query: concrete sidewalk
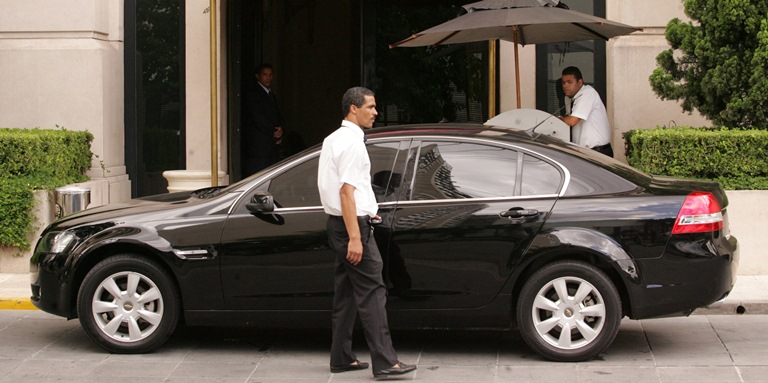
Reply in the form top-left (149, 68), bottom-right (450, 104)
top-left (2, 272), bottom-right (767, 314)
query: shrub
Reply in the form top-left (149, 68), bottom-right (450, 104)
top-left (624, 127), bottom-right (768, 189)
top-left (0, 128), bottom-right (93, 250)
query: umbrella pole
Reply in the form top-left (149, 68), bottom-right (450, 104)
top-left (513, 27), bottom-right (521, 109)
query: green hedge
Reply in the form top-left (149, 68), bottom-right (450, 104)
top-left (624, 127), bottom-right (768, 190)
top-left (0, 128), bottom-right (93, 250)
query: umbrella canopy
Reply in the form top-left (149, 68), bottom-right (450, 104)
top-left (390, 1), bottom-right (640, 108)
top-left (392, 7), bottom-right (638, 47)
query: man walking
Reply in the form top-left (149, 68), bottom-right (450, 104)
top-left (317, 86), bottom-right (416, 379)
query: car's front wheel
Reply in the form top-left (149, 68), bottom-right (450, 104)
top-left (517, 260), bottom-right (622, 362)
top-left (77, 255), bottom-right (180, 353)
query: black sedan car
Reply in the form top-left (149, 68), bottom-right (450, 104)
top-left (30, 124), bottom-right (738, 362)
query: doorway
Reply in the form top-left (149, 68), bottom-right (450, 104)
top-left (227, 0), bottom-right (362, 182)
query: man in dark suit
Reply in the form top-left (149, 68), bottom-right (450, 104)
top-left (243, 63), bottom-right (285, 175)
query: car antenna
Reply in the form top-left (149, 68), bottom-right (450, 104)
top-left (524, 94), bottom-right (580, 138)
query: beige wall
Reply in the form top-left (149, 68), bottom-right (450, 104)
top-left (0, 0), bottom-right (130, 202)
top-left (606, 0), bottom-right (709, 160)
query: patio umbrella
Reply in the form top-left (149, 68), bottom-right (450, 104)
top-left (390, 0), bottom-right (640, 109)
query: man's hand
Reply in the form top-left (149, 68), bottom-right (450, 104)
top-left (340, 183), bottom-right (363, 265)
top-left (274, 126), bottom-right (284, 144)
top-left (346, 238), bottom-right (363, 265)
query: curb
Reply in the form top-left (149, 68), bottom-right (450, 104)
top-left (0, 298), bottom-right (37, 310)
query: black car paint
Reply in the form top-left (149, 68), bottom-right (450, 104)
top-left (30, 125), bottom-right (738, 331)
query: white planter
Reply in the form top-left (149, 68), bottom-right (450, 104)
top-left (162, 170), bottom-right (228, 193)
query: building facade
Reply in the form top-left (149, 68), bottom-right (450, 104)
top-left (0, 0), bottom-right (707, 204)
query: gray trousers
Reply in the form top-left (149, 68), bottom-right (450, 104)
top-left (327, 215), bottom-right (398, 372)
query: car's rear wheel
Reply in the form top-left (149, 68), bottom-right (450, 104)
top-left (517, 260), bottom-right (621, 362)
top-left (77, 255), bottom-right (180, 353)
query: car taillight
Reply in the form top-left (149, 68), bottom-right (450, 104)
top-left (671, 191), bottom-right (724, 234)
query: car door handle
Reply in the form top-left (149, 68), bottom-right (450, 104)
top-left (500, 209), bottom-right (539, 219)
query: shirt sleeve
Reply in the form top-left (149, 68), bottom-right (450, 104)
top-left (570, 90), bottom-right (594, 122)
top-left (335, 141), bottom-right (368, 192)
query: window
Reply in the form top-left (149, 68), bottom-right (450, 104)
top-left (266, 141), bottom-right (406, 209)
top-left (521, 154), bottom-right (562, 196)
top-left (535, 0), bottom-right (607, 115)
top-left (269, 157), bottom-right (321, 208)
top-left (364, 1), bottom-right (490, 125)
top-left (125, 0), bottom-right (186, 197)
top-left (411, 141), bottom-right (518, 200)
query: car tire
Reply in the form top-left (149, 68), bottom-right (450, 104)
top-left (517, 260), bottom-right (621, 362)
top-left (77, 254), bottom-right (180, 354)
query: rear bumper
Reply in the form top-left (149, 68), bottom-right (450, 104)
top-left (627, 233), bottom-right (738, 319)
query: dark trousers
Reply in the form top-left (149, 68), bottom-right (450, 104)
top-left (327, 215), bottom-right (398, 372)
top-left (591, 143), bottom-right (614, 157)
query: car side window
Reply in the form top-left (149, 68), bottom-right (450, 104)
top-left (267, 156), bottom-right (322, 208)
top-left (261, 141), bottom-right (405, 209)
top-left (369, 140), bottom-right (409, 203)
top-left (411, 141), bottom-right (518, 200)
top-left (520, 154), bottom-right (562, 196)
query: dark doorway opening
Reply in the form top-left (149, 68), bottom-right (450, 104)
top-left (225, 0), bottom-right (491, 182)
top-left (227, 0), bottom-right (362, 182)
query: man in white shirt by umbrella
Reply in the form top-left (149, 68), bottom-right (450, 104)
top-left (559, 66), bottom-right (613, 157)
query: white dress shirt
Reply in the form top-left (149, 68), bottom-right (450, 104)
top-left (565, 84), bottom-right (611, 149)
top-left (317, 120), bottom-right (378, 217)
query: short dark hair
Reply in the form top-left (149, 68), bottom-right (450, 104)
top-left (342, 87), bottom-right (374, 116)
top-left (562, 66), bottom-right (583, 81)
top-left (255, 63), bottom-right (273, 76)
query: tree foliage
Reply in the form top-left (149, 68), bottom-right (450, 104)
top-left (649, 0), bottom-right (768, 129)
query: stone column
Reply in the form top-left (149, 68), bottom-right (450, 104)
top-left (168, 0), bottom-right (229, 191)
top-left (0, 0), bottom-right (131, 204)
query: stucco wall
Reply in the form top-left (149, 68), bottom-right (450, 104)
top-left (0, 0), bottom-right (131, 202)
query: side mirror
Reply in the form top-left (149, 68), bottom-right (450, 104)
top-left (246, 192), bottom-right (275, 213)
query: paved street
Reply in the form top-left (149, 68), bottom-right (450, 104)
top-left (0, 311), bottom-right (766, 382)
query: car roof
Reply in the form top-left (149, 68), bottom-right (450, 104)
top-left (365, 123), bottom-right (652, 184)
top-left (365, 123), bottom-right (574, 152)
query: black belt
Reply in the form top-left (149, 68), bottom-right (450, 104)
top-left (591, 143), bottom-right (613, 157)
top-left (329, 215), bottom-right (372, 226)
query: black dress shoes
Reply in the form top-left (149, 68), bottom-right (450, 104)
top-left (330, 360), bottom-right (369, 373)
top-left (373, 362), bottom-right (416, 379)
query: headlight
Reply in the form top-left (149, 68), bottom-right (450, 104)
top-left (50, 231), bottom-right (78, 253)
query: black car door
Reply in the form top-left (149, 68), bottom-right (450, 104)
top-left (218, 140), bottom-right (410, 311)
top-left (385, 138), bottom-right (564, 311)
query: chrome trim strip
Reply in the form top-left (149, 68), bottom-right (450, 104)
top-left (269, 195), bottom-right (560, 213)
top-left (173, 249), bottom-right (210, 260)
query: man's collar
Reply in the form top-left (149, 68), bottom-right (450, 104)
top-left (258, 82), bottom-right (270, 94)
top-left (341, 120), bottom-right (365, 139)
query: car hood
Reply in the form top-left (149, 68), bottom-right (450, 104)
top-left (48, 190), bottom-right (228, 231)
